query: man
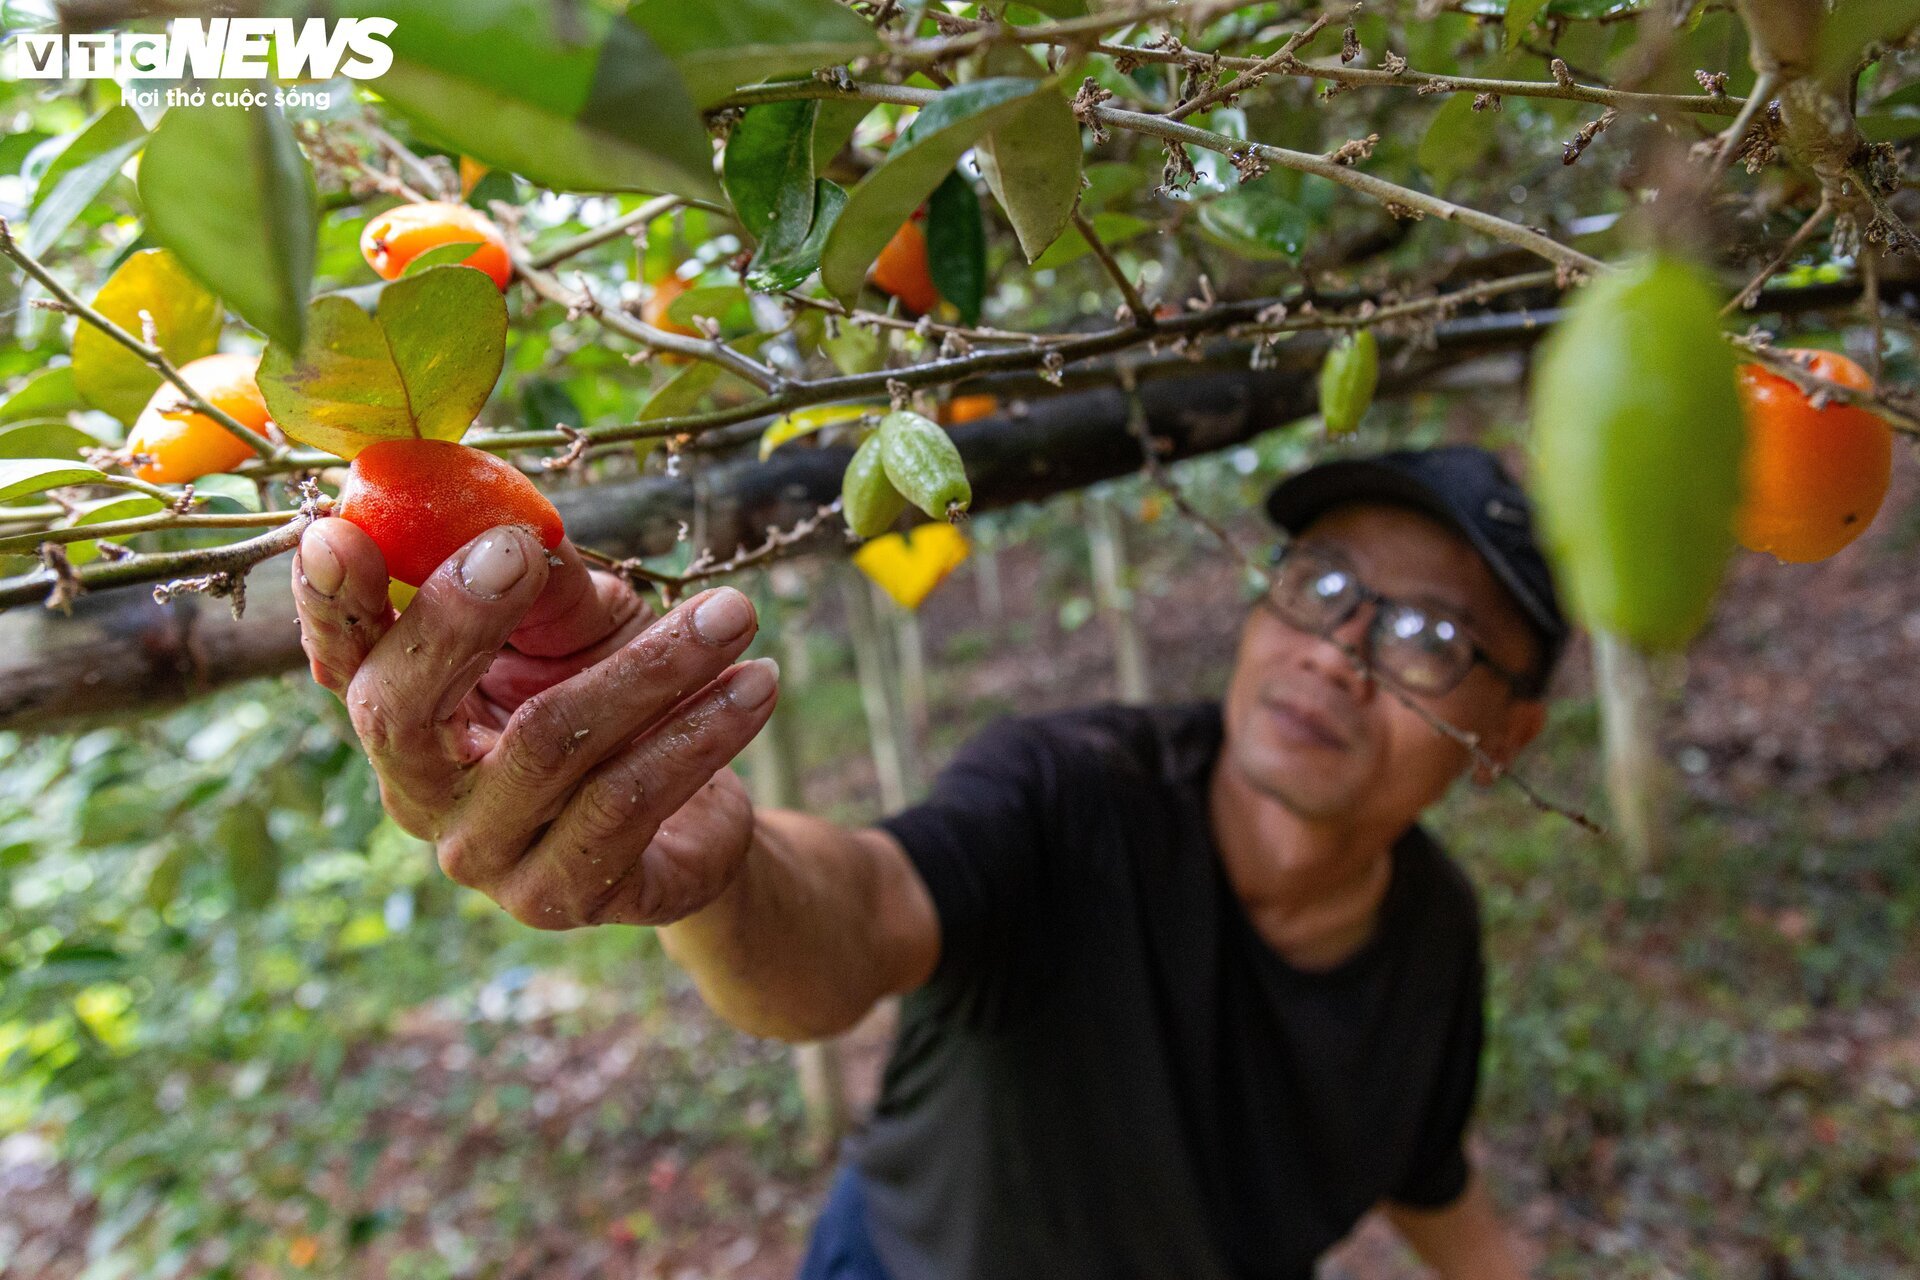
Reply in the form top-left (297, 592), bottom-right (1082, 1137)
top-left (291, 444), bottom-right (1562, 1279)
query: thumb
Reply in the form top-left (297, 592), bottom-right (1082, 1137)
top-left (505, 538), bottom-right (652, 659)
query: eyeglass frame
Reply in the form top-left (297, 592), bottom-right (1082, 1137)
top-left (1259, 540), bottom-right (1545, 699)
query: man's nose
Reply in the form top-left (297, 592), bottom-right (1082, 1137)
top-left (1301, 604), bottom-right (1377, 700)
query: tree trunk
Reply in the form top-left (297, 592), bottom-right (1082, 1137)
top-left (1086, 492), bottom-right (1151, 705)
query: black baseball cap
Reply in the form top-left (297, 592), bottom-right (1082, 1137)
top-left (1263, 445), bottom-right (1569, 696)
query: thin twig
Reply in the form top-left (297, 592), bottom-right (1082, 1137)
top-left (0, 508), bottom-right (300, 556)
top-left (509, 246), bottom-right (785, 392)
top-left (1721, 196), bottom-right (1831, 316)
top-left (578, 501), bottom-right (844, 608)
top-left (1072, 208), bottom-right (1153, 325)
top-left (1166, 12), bottom-right (1332, 122)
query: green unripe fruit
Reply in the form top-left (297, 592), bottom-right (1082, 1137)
top-left (1528, 254), bottom-right (1744, 651)
top-left (843, 428), bottom-right (909, 539)
top-left (1319, 329), bottom-right (1379, 436)
top-left (878, 410), bottom-right (972, 521)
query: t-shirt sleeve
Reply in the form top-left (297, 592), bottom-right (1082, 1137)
top-left (1387, 939), bottom-right (1486, 1209)
top-left (878, 715), bottom-right (1055, 1014)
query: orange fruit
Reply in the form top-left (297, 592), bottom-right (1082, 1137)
top-left (126, 352), bottom-right (272, 483)
top-left (337, 438), bottom-right (566, 586)
top-left (1734, 349), bottom-right (1893, 563)
top-left (940, 393), bottom-right (1000, 426)
top-left (642, 274), bottom-right (702, 365)
top-left (360, 200), bottom-right (512, 290)
top-left (870, 217), bottom-right (941, 316)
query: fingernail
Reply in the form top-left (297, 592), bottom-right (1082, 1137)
top-left (459, 529), bottom-right (529, 598)
top-left (693, 588), bottom-right (753, 644)
top-left (728, 657), bottom-right (779, 710)
top-left (299, 524), bottom-right (344, 597)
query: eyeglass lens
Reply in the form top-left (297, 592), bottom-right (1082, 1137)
top-left (1270, 547), bottom-right (1476, 694)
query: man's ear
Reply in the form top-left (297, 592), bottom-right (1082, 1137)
top-left (1470, 698), bottom-right (1548, 787)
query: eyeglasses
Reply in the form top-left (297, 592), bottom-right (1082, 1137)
top-left (1261, 542), bottom-right (1538, 698)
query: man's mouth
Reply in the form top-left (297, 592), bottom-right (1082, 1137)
top-left (1261, 696), bottom-right (1352, 750)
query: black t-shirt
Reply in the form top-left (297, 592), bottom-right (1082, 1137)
top-left (856, 701), bottom-right (1486, 1280)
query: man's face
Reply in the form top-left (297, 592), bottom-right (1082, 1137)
top-left (1220, 502), bottom-right (1548, 827)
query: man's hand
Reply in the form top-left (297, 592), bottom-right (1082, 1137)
top-left (292, 516), bottom-right (780, 930)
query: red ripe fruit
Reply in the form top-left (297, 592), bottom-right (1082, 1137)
top-left (337, 439), bottom-right (566, 587)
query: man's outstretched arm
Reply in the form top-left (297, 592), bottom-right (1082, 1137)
top-left (291, 517), bottom-right (938, 1041)
top-left (1380, 1168), bottom-right (1532, 1280)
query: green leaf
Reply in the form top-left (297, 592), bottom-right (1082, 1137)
top-left (256, 266), bottom-right (508, 460)
top-left (24, 106), bottom-right (146, 258)
top-left (1816, 0), bottom-right (1920, 84)
top-left (628, 0), bottom-right (883, 108)
top-left (218, 802), bottom-right (281, 911)
top-left (398, 242), bottom-right (479, 277)
top-left (926, 170), bottom-right (986, 325)
top-left (1196, 180), bottom-right (1313, 261)
top-left (723, 100), bottom-right (819, 244)
top-left (521, 377), bottom-right (585, 434)
top-left (971, 52), bottom-right (1082, 262)
top-left (1014, 0), bottom-right (1089, 15)
top-left (1417, 91), bottom-right (1494, 192)
top-left (61, 494), bottom-right (166, 567)
top-left (745, 178), bottom-right (847, 292)
top-left (1503, 0), bottom-right (1553, 49)
top-left (0, 420), bottom-right (99, 460)
top-left (666, 285), bottom-right (752, 330)
top-left (71, 248), bottom-right (223, 424)
top-left (138, 100), bottom-right (316, 351)
top-left (345, 0), bottom-right (718, 199)
top-left (0, 458), bottom-right (107, 502)
top-left (1, 367), bottom-right (84, 425)
top-left (820, 79), bottom-right (1050, 308)
top-left (813, 100), bottom-right (874, 171)
top-left (1031, 212), bottom-right (1150, 269)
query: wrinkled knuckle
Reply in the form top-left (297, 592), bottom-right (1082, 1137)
top-left (499, 880), bottom-right (573, 932)
top-left (572, 780), bottom-right (640, 846)
top-left (498, 695), bottom-right (576, 788)
top-left (435, 833), bottom-right (485, 888)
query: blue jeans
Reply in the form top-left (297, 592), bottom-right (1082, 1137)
top-left (797, 1162), bottom-right (892, 1280)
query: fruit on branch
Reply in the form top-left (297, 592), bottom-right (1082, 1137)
top-left (939, 393), bottom-right (1000, 426)
top-left (641, 273), bottom-right (702, 365)
top-left (1529, 255), bottom-right (1745, 651)
top-left (878, 410), bottom-right (972, 522)
top-left (1319, 330), bottom-right (1379, 437)
top-left (842, 428), bottom-right (908, 539)
top-left (870, 215), bottom-right (942, 317)
top-left (126, 352), bottom-right (273, 483)
top-left (337, 438), bottom-right (565, 587)
top-left (359, 201), bottom-right (513, 291)
top-left (1733, 349), bottom-right (1892, 564)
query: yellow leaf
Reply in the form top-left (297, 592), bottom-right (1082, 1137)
top-left (459, 156), bottom-right (490, 198)
top-left (389, 577), bottom-right (417, 612)
top-left (853, 522), bottom-right (969, 610)
top-left (759, 402), bottom-right (874, 461)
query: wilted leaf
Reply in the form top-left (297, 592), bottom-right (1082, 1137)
top-left (759, 403), bottom-right (871, 460)
top-left (853, 522), bottom-right (970, 610)
top-left (138, 100), bottom-right (316, 351)
top-left (257, 266), bottom-right (508, 460)
top-left (71, 248), bottom-right (222, 424)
